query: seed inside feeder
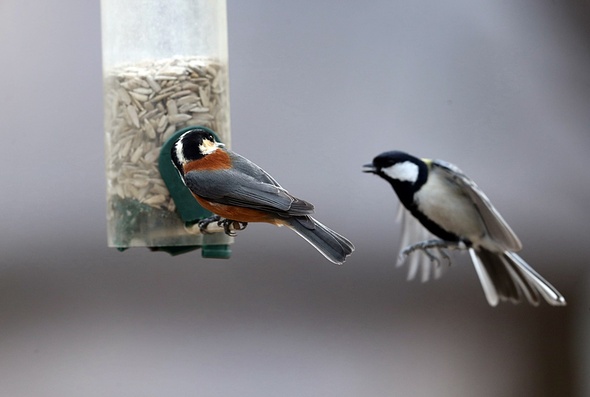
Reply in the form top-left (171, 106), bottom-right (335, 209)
top-left (104, 56), bottom-right (230, 247)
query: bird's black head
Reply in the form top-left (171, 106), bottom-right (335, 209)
top-left (363, 150), bottom-right (429, 190)
top-left (171, 127), bottom-right (224, 174)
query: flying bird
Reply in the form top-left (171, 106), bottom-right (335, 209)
top-left (364, 150), bottom-right (565, 306)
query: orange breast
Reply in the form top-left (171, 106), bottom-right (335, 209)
top-left (183, 149), bottom-right (231, 172)
top-left (195, 195), bottom-right (284, 225)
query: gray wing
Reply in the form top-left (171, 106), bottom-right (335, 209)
top-left (228, 151), bottom-right (283, 188)
top-left (431, 159), bottom-right (522, 251)
top-left (184, 151), bottom-right (314, 216)
top-left (396, 204), bottom-right (448, 282)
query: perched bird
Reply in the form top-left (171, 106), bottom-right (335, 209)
top-left (363, 150), bottom-right (566, 306)
top-left (170, 127), bottom-right (354, 264)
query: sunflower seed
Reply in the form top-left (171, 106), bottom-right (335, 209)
top-left (176, 94), bottom-right (199, 106)
top-left (130, 92), bottom-right (149, 102)
top-left (146, 76), bottom-right (162, 92)
top-left (168, 113), bottom-right (192, 124)
top-left (133, 87), bottom-right (153, 95)
top-left (162, 124), bottom-right (176, 142)
top-left (166, 98), bottom-right (178, 115)
top-left (143, 194), bottom-right (167, 206)
top-left (144, 119), bottom-right (156, 140)
top-left (156, 115), bottom-right (168, 133)
top-left (130, 146), bottom-right (143, 163)
top-left (126, 105), bottom-right (140, 128)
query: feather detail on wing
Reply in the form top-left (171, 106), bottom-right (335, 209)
top-left (431, 160), bottom-right (522, 251)
top-left (227, 151), bottom-right (283, 187)
top-left (396, 204), bottom-right (448, 282)
top-left (183, 167), bottom-right (314, 217)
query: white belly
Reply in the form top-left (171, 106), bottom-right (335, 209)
top-left (414, 174), bottom-right (485, 242)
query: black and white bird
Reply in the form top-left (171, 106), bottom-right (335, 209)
top-left (363, 150), bottom-right (566, 306)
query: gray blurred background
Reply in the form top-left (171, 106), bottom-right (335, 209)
top-left (1, 0), bottom-right (590, 396)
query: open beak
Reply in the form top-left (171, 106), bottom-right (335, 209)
top-left (362, 163), bottom-right (377, 173)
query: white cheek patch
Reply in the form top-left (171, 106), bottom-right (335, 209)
top-left (174, 139), bottom-right (187, 164)
top-left (384, 161), bottom-right (419, 183)
top-left (199, 140), bottom-right (219, 155)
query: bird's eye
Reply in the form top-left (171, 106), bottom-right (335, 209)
top-left (208, 134), bottom-right (214, 141)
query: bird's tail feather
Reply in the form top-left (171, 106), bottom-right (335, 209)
top-left (469, 247), bottom-right (566, 306)
top-left (287, 216), bottom-right (354, 265)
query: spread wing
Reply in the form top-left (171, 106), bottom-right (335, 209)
top-left (431, 159), bottom-right (522, 251)
top-left (396, 203), bottom-right (448, 282)
top-left (183, 151), bottom-right (314, 216)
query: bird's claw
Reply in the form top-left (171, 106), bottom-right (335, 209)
top-left (197, 215), bottom-right (222, 234)
top-left (398, 239), bottom-right (460, 267)
top-left (217, 219), bottom-right (248, 237)
top-left (197, 216), bottom-right (248, 236)
top-left (197, 215), bottom-right (248, 237)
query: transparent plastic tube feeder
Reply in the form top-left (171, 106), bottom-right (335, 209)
top-left (101, 0), bottom-right (232, 257)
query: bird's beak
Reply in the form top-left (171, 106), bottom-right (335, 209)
top-left (216, 141), bottom-right (225, 148)
top-left (362, 163), bottom-right (377, 173)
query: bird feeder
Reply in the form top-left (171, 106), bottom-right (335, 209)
top-left (101, 0), bottom-right (232, 257)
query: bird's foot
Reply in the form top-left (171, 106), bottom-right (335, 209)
top-left (398, 239), bottom-right (463, 267)
top-left (197, 215), bottom-right (222, 234)
top-left (197, 216), bottom-right (248, 236)
top-left (217, 219), bottom-right (248, 237)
